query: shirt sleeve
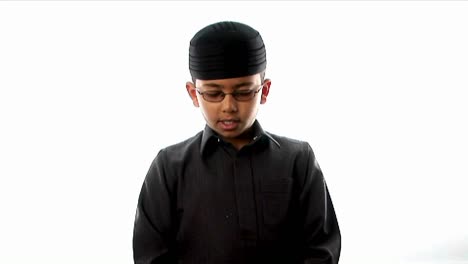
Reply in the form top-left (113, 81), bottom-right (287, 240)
top-left (133, 149), bottom-right (176, 264)
top-left (299, 143), bottom-right (341, 264)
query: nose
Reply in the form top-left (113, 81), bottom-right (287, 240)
top-left (221, 93), bottom-right (238, 113)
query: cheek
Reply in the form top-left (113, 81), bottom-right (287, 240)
top-left (199, 102), bottom-right (217, 120)
top-left (244, 101), bottom-right (260, 115)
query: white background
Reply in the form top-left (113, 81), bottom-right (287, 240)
top-left (1, 1), bottom-right (467, 263)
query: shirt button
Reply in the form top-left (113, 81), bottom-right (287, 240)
top-left (253, 136), bottom-right (258, 141)
top-left (217, 138), bottom-right (220, 143)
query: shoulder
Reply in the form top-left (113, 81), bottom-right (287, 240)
top-left (263, 131), bottom-right (323, 189)
top-left (265, 131), bottom-right (313, 154)
top-left (163, 131), bottom-right (202, 154)
top-left (153, 130), bottom-right (203, 164)
top-left (264, 131), bottom-right (320, 170)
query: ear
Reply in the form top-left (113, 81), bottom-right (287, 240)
top-left (186, 81), bottom-right (200, 107)
top-left (260, 78), bottom-right (271, 104)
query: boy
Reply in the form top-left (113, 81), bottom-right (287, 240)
top-left (133, 21), bottom-right (341, 263)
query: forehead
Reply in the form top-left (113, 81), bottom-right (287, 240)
top-left (196, 73), bottom-right (261, 88)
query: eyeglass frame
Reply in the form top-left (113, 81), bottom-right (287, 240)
top-left (195, 84), bottom-right (264, 102)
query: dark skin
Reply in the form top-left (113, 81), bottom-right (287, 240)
top-left (186, 73), bottom-right (271, 150)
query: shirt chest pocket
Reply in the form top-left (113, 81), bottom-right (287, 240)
top-left (261, 178), bottom-right (293, 227)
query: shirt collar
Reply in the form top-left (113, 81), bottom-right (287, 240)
top-left (200, 119), bottom-right (280, 156)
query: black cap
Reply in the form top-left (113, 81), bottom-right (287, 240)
top-left (189, 21), bottom-right (267, 81)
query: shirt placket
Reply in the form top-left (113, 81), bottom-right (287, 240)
top-left (233, 151), bottom-right (258, 249)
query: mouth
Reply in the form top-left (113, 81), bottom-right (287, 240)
top-left (218, 119), bottom-right (240, 131)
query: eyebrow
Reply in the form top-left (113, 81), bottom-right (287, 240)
top-left (201, 81), bottom-right (256, 89)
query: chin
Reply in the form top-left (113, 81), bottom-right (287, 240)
top-left (218, 131), bottom-right (241, 139)
top-left (224, 127), bottom-right (248, 137)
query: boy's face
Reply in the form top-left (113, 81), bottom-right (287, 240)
top-left (186, 73), bottom-right (271, 147)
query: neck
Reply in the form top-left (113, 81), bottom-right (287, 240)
top-left (224, 127), bottom-right (255, 150)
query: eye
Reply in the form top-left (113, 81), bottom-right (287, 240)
top-left (235, 90), bottom-right (252, 95)
top-left (204, 91), bottom-right (223, 98)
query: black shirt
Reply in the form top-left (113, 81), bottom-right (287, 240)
top-left (133, 120), bottom-right (341, 263)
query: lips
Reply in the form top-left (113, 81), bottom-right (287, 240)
top-left (218, 119), bottom-right (240, 131)
top-left (221, 120), bottom-right (235, 125)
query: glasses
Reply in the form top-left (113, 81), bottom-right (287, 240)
top-left (196, 85), bottom-right (263, 102)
